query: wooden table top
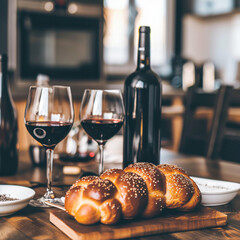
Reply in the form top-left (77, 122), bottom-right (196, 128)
top-left (0, 148), bottom-right (240, 240)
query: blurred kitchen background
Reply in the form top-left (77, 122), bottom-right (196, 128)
top-left (1, 0), bottom-right (240, 158)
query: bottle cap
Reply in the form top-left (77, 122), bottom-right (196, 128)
top-left (36, 74), bottom-right (50, 87)
top-left (139, 26), bottom-right (151, 33)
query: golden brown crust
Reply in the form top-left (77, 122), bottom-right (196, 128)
top-left (101, 168), bottom-right (149, 219)
top-left (178, 179), bottom-right (202, 211)
top-left (70, 176), bottom-right (99, 189)
top-left (65, 186), bottom-right (84, 217)
top-left (75, 203), bottom-right (100, 225)
top-left (157, 164), bottom-right (201, 211)
top-left (124, 162), bottom-right (166, 218)
top-left (82, 178), bottom-right (117, 202)
top-left (124, 163), bottom-right (165, 192)
top-left (65, 176), bottom-right (121, 225)
top-left (114, 171), bottom-right (148, 219)
top-left (65, 163), bottom-right (202, 225)
top-left (164, 173), bottom-right (194, 208)
top-left (100, 198), bottom-right (122, 224)
top-left (100, 168), bottom-right (125, 184)
top-left (157, 164), bottom-right (189, 177)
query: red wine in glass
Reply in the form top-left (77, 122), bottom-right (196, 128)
top-left (81, 118), bottom-right (123, 144)
top-left (80, 89), bottom-right (125, 175)
top-left (25, 121), bottom-right (73, 149)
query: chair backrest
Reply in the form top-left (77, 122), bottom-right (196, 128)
top-left (179, 85), bottom-right (232, 158)
top-left (215, 88), bottom-right (240, 162)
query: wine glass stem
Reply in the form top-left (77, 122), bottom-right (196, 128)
top-left (45, 148), bottom-right (54, 199)
top-left (99, 144), bottom-right (104, 175)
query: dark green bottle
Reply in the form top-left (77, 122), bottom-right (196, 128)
top-left (0, 54), bottom-right (18, 175)
top-left (123, 26), bottom-right (162, 168)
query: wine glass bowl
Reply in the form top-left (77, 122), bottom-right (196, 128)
top-left (24, 86), bottom-right (74, 207)
top-left (25, 122), bottom-right (72, 150)
top-left (80, 89), bottom-right (124, 175)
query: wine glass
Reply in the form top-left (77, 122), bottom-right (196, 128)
top-left (80, 89), bottom-right (125, 175)
top-left (24, 86), bottom-right (74, 207)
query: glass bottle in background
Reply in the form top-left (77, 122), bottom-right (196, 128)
top-left (57, 121), bottom-right (98, 163)
top-left (0, 54), bottom-right (18, 175)
top-left (123, 26), bottom-right (162, 168)
top-left (29, 74), bottom-right (50, 166)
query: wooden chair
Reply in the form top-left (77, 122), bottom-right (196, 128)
top-left (179, 85), bottom-right (232, 158)
top-left (216, 88), bottom-right (240, 162)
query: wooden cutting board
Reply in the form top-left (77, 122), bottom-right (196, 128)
top-left (50, 207), bottom-right (227, 240)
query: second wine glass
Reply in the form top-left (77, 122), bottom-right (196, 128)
top-left (80, 89), bottom-right (125, 175)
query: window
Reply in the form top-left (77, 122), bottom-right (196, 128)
top-left (104, 0), bottom-right (129, 65)
top-left (104, 0), bottom-right (169, 75)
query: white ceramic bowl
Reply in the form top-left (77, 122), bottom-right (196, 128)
top-left (191, 177), bottom-right (240, 206)
top-left (0, 185), bottom-right (35, 216)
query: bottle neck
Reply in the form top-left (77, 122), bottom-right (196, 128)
top-left (0, 55), bottom-right (9, 99)
top-left (0, 57), bottom-right (7, 90)
top-left (137, 31), bottom-right (151, 70)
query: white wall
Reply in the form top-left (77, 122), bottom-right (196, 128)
top-left (182, 13), bottom-right (240, 85)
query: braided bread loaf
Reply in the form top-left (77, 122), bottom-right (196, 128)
top-left (65, 163), bottom-right (201, 225)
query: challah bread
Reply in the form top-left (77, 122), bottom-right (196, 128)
top-left (65, 176), bottom-right (122, 224)
top-left (124, 162), bottom-right (166, 218)
top-left (156, 164), bottom-right (201, 211)
top-left (65, 163), bottom-right (201, 225)
top-left (101, 169), bottom-right (148, 219)
top-left (156, 164), bottom-right (201, 210)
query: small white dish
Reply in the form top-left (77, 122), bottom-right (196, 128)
top-left (0, 185), bottom-right (35, 216)
top-left (191, 177), bottom-right (240, 206)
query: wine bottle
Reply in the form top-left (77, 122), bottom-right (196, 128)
top-left (0, 54), bottom-right (18, 175)
top-left (123, 26), bottom-right (161, 168)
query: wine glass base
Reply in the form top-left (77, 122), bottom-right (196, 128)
top-left (29, 196), bottom-right (65, 208)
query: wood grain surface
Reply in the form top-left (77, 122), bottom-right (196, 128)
top-left (1, 150), bottom-right (240, 240)
top-left (50, 207), bottom-right (227, 240)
